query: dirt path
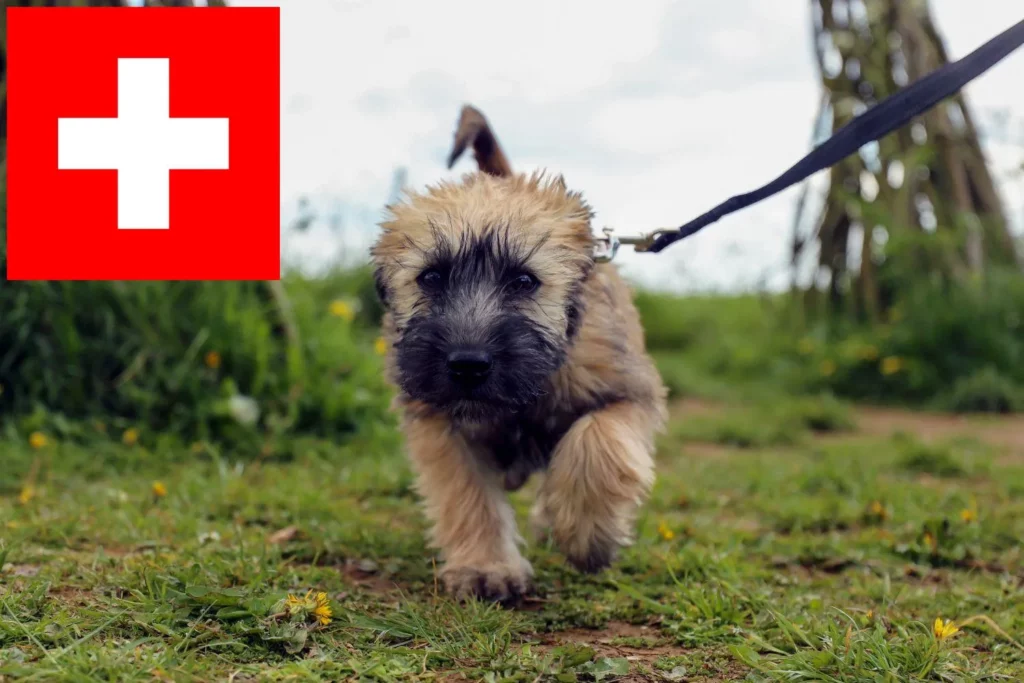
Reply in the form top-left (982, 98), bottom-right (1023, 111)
top-left (670, 396), bottom-right (1024, 459)
top-left (853, 405), bottom-right (1024, 456)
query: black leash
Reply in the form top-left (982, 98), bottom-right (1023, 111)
top-left (643, 17), bottom-right (1024, 254)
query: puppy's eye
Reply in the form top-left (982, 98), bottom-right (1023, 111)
top-left (508, 272), bottom-right (539, 294)
top-left (417, 268), bottom-right (444, 291)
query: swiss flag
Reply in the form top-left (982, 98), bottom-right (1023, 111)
top-left (6, 6), bottom-right (280, 281)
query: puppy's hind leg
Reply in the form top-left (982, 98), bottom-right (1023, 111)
top-left (403, 415), bottom-right (532, 604)
top-left (536, 401), bottom-right (659, 573)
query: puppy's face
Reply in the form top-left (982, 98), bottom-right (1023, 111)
top-left (371, 172), bottom-right (594, 421)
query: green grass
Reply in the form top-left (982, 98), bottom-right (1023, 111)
top-left (635, 268), bottom-right (1024, 414)
top-left (0, 267), bottom-right (393, 452)
top-left (667, 393), bottom-right (855, 450)
top-left (3, 393), bottom-right (1023, 682)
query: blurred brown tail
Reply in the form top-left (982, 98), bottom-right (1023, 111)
top-left (446, 105), bottom-right (513, 178)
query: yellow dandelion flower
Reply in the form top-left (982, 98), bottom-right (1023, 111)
top-left (204, 351), bottom-right (221, 369)
top-left (18, 485), bottom-right (36, 506)
top-left (868, 500), bottom-right (887, 519)
top-left (797, 338), bottom-right (815, 355)
top-left (933, 617), bottom-right (959, 640)
top-left (820, 359), bottom-right (837, 377)
top-left (283, 590), bottom-right (332, 625)
top-left (122, 428), bottom-right (139, 446)
top-left (152, 481), bottom-right (168, 498)
top-left (329, 300), bottom-right (355, 322)
top-left (312, 591), bottom-right (332, 626)
top-left (880, 356), bottom-right (904, 376)
top-left (29, 432), bottom-right (48, 450)
top-left (374, 336), bottom-right (388, 356)
top-left (923, 531), bottom-right (936, 551)
top-left (866, 609), bottom-right (874, 620)
top-left (960, 507), bottom-right (977, 523)
top-left (657, 520), bottom-right (675, 541)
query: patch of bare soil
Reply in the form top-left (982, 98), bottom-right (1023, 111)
top-left (535, 622), bottom-right (748, 682)
top-left (338, 558), bottom-right (407, 594)
top-left (48, 586), bottom-right (97, 605)
top-left (538, 621), bottom-right (676, 659)
top-left (2, 564), bottom-right (40, 577)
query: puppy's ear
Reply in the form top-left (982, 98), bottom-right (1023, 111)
top-left (446, 104), bottom-right (513, 178)
top-left (373, 268), bottom-right (390, 310)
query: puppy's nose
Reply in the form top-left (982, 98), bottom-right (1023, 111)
top-left (446, 349), bottom-right (492, 386)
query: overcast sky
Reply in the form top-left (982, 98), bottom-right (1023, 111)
top-left (235, 0), bottom-right (1024, 293)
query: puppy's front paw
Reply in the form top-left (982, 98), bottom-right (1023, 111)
top-left (542, 503), bottom-right (626, 575)
top-left (563, 536), bottom-right (617, 575)
top-left (440, 560), bottom-right (533, 605)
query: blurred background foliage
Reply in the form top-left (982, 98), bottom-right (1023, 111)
top-left (0, 0), bottom-right (1022, 467)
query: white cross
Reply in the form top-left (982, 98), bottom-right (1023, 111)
top-left (58, 58), bottom-right (230, 230)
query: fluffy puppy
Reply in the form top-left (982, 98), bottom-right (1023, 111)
top-left (370, 105), bottom-right (667, 603)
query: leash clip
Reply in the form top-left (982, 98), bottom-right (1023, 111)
top-left (593, 227), bottom-right (677, 262)
top-left (593, 227), bottom-right (621, 263)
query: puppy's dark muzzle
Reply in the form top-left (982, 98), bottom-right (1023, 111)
top-left (446, 349), bottom-right (492, 388)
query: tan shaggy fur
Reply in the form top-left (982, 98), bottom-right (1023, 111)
top-left (370, 105), bottom-right (667, 602)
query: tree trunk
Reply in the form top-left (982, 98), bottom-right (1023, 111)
top-left (807, 0), bottom-right (1018, 320)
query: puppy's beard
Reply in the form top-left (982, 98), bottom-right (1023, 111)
top-left (446, 399), bottom-right (505, 425)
